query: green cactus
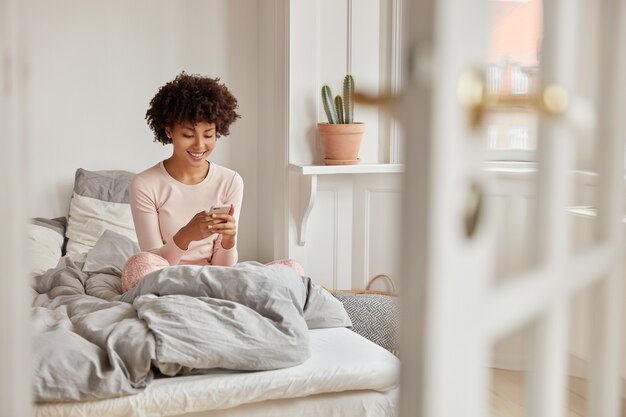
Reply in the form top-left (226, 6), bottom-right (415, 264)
top-left (321, 85), bottom-right (338, 124)
top-left (321, 75), bottom-right (355, 124)
top-left (335, 96), bottom-right (345, 124)
top-left (343, 74), bottom-right (354, 123)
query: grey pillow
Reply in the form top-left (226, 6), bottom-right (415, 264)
top-left (83, 229), bottom-right (139, 275)
top-left (66, 168), bottom-right (137, 256)
top-left (301, 278), bottom-right (353, 329)
top-left (31, 217), bottom-right (67, 236)
top-left (73, 168), bottom-right (135, 203)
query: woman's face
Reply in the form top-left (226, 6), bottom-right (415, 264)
top-left (165, 121), bottom-right (217, 167)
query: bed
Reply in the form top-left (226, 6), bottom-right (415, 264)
top-left (35, 328), bottom-right (398, 417)
top-left (29, 168), bottom-right (400, 417)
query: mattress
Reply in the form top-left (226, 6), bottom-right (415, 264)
top-left (35, 327), bottom-right (400, 417)
top-left (178, 388), bottom-right (399, 417)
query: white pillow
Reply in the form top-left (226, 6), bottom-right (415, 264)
top-left (28, 223), bottom-right (64, 276)
top-left (65, 168), bottom-right (137, 256)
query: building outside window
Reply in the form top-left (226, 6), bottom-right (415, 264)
top-left (485, 0), bottom-right (542, 158)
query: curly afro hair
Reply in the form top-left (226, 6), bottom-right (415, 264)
top-left (146, 72), bottom-right (241, 145)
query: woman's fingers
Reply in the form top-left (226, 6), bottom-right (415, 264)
top-left (192, 208), bottom-right (237, 238)
top-left (208, 221), bottom-right (236, 235)
top-left (208, 221), bottom-right (234, 230)
top-left (210, 213), bottom-right (231, 223)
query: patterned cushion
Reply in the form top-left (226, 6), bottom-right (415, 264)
top-left (331, 292), bottom-right (399, 355)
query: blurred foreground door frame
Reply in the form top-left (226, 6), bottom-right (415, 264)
top-left (0, 0), bottom-right (32, 415)
top-left (398, 0), bottom-right (626, 416)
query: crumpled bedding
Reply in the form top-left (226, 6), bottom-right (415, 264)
top-left (31, 231), bottom-right (352, 403)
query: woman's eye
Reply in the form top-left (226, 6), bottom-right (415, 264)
top-left (184, 135), bottom-right (193, 138)
top-left (205, 136), bottom-right (214, 140)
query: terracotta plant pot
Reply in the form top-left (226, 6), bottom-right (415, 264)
top-left (317, 122), bottom-right (366, 165)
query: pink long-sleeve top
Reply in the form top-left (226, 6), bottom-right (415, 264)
top-left (129, 161), bottom-right (244, 266)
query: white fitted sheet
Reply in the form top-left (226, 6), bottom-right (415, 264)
top-left (35, 328), bottom-right (400, 417)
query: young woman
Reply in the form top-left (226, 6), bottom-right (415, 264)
top-left (122, 72), bottom-right (302, 292)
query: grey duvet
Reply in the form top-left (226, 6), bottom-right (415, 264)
top-left (31, 231), bottom-right (351, 402)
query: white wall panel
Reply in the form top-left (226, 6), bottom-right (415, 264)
top-left (289, 1), bottom-right (320, 165)
top-left (365, 188), bottom-right (403, 286)
top-left (305, 189), bottom-right (339, 289)
top-left (319, 0), bottom-right (348, 88)
top-left (484, 171), bottom-right (537, 279)
top-left (487, 193), bottom-right (535, 278)
top-left (304, 177), bottom-right (353, 289)
top-left (352, 0), bottom-right (382, 163)
top-left (352, 175), bottom-right (403, 289)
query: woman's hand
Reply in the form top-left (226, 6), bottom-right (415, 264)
top-left (173, 207), bottom-right (234, 250)
top-left (209, 204), bottom-right (237, 249)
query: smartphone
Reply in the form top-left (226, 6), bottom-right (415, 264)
top-left (208, 205), bottom-right (231, 216)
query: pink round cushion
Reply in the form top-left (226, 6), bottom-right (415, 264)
top-left (121, 252), bottom-right (169, 292)
top-left (265, 259), bottom-right (305, 276)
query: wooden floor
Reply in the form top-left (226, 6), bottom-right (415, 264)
top-left (491, 369), bottom-right (626, 417)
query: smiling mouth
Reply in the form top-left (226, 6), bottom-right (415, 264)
top-left (188, 151), bottom-right (206, 159)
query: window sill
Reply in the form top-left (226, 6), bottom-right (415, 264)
top-left (484, 160), bottom-right (537, 173)
top-left (289, 163), bottom-right (405, 175)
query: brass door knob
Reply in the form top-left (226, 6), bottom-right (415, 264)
top-left (354, 91), bottom-right (399, 111)
top-left (457, 69), bottom-right (570, 130)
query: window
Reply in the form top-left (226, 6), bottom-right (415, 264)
top-left (487, 125), bottom-right (499, 149)
top-left (508, 126), bottom-right (529, 149)
top-left (485, 0), bottom-right (542, 160)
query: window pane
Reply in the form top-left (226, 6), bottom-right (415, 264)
top-left (485, 0), bottom-right (543, 154)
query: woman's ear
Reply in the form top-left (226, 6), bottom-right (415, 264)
top-left (165, 126), bottom-right (173, 139)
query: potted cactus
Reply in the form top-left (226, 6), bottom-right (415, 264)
top-left (318, 74), bottom-right (366, 165)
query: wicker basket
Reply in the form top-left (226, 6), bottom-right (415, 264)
top-left (334, 274), bottom-right (396, 296)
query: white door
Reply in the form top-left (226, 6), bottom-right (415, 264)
top-left (398, 0), bottom-right (626, 416)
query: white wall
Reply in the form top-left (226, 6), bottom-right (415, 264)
top-left (24, 0), bottom-right (259, 261)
